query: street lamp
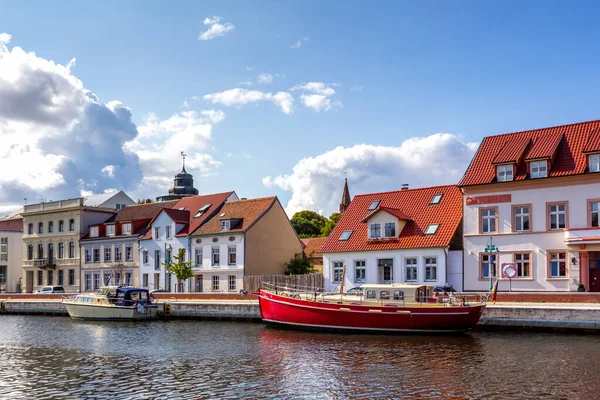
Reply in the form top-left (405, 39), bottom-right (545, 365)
top-left (484, 236), bottom-right (499, 292)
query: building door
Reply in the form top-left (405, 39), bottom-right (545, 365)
top-left (26, 271), bottom-right (33, 293)
top-left (378, 259), bottom-right (393, 284)
top-left (0, 266), bottom-right (6, 292)
top-left (589, 252), bottom-right (600, 292)
top-left (196, 275), bottom-right (203, 292)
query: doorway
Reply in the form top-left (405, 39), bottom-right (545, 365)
top-left (26, 271), bottom-right (33, 293)
top-left (377, 259), bottom-right (393, 284)
top-left (196, 275), bottom-right (203, 292)
top-left (589, 252), bottom-right (600, 292)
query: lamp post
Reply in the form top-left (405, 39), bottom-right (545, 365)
top-left (484, 236), bottom-right (499, 292)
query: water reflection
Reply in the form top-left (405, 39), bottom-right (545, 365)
top-left (0, 316), bottom-right (599, 399)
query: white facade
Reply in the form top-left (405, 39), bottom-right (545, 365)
top-left (0, 230), bottom-right (23, 292)
top-left (81, 237), bottom-right (140, 291)
top-left (463, 180), bottom-right (600, 292)
top-left (322, 248), bottom-right (460, 292)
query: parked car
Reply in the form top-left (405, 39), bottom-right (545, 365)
top-left (433, 285), bottom-right (457, 295)
top-left (35, 286), bottom-right (65, 294)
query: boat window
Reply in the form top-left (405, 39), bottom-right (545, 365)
top-left (130, 292), bottom-right (140, 301)
top-left (393, 290), bottom-right (404, 301)
top-left (380, 291), bottom-right (390, 300)
top-left (139, 291), bottom-right (148, 300)
top-left (366, 290), bottom-right (377, 299)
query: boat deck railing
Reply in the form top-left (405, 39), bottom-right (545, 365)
top-left (261, 282), bottom-right (487, 307)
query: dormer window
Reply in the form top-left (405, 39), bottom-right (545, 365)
top-left (122, 223), bottom-right (132, 235)
top-left (339, 230), bottom-right (353, 241)
top-left (106, 225), bottom-right (115, 237)
top-left (384, 222), bottom-right (396, 238)
top-left (90, 227), bottom-right (99, 237)
top-left (195, 204), bottom-right (212, 218)
top-left (369, 223), bottom-right (381, 239)
top-left (530, 160), bottom-right (548, 178)
top-left (424, 224), bottom-right (439, 235)
top-left (221, 220), bottom-right (231, 231)
top-left (368, 200), bottom-right (380, 210)
top-left (430, 194), bottom-right (443, 204)
top-left (590, 154), bottom-right (600, 172)
top-left (497, 165), bottom-right (513, 182)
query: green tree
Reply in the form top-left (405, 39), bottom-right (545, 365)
top-left (285, 253), bottom-right (315, 275)
top-left (321, 212), bottom-right (342, 237)
top-left (163, 248), bottom-right (194, 293)
top-left (291, 210), bottom-right (327, 237)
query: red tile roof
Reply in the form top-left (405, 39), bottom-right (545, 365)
top-left (525, 132), bottom-right (563, 160)
top-left (0, 217), bottom-right (23, 232)
top-left (114, 201), bottom-right (178, 222)
top-left (492, 137), bottom-right (531, 164)
top-left (583, 128), bottom-right (600, 154)
top-left (361, 206), bottom-right (414, 222)
top-left (193, 197), bottom-right (277, 235)
top-left (459, 120), bottom-right (600, 187)
top-left (301, 237), bottom-right (327, 259)
top-left (163, 209), bottom-right (190, 225)
top-left (320, 185), bottom-right (462, 253)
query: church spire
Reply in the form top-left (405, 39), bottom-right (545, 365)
top-left (339, 175), bottom-right (351, 213)
top-left (181, 151), bottom-right (187, 173)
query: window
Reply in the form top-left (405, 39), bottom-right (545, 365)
top-left (166, 250), bottom-right (172, 263)
top-left (0, 238), bottom-right (6, 261)
top-left (228, 246), bottom-right (236, 265)
top-left (37, 244), bottom-right (43, 258)
top-left (513, 205), bottom-right (530, 232)
top-left (393, 290), bottom-right (404, 301)
top-left (85, 249), bottom-right (91, 263)
top-left (93, 272), bottom-right (101, 290)
top-left (548, 202), bottom-right (567, 230)
top-left (166, 226), bottom-right (172, 238)
top-left (480, 208), bottom-right (497, 233)
top-left (378, 259), bottom-right (393, 282)
top-left (481, 254), bottom-right (497, 279)
top-left (122, 223), bottom-right (132, 235)
top-left (425, 257), bottom-right (437, 281)
top-left (69, 242), bottom-right (75, 258)
top-left (90, 226), bottom-right (99, 237)
top-left (154, 227), bottom-right (160, 239)
top-left (69, 219), bottom-right (75, 231)
top-left (59, 220), bottom-right (64, 232)
top-left (126, 272), bottom-right (132, 286)
top-left (530, 160), bottom-right (548, 178)
top-left (366, 290), bottom-right (377, 299)
top-left (333, 261), bottom-right (344, 283)
top-left (58, 270), bottom-right (64, 286)
top-left (154, 250), bottom-right (161, 270)
top-left (212, 275), bottom-right (220, 291)
top-left (38, 270), bottom-right (43, 286)
top-left (48, 271), bottom-right (53, 285)
top-left (195, 204), bottom-right (211, 218)
top-left (48, 243), bottom-right (54, 261)
top-left (195, 248), bottom-right (203, 266)
top-left (106, 225), bottom-right (115, 236)
top-left (28, 223), bottom-right (33, 234)
top-left (154, 273), bottom-right (160, 289)
top-left (115, 247), bottom-right (122, 262)
top-left (220, 220), bottom-right (231, 231)
top-left (212, 247), bottom-right (220, 266)
top-left (58, 242), bottom-right (64, 259)
top-left (115, 272), bottom-right (122, 286)
top-left (84, 273), bottom-right (91, 291)
top-left (68, 269), bottom-right (75, 286)
top-left (515, 253), bottom-right (531, 278)
top-left (368, 200), bottom-right (380, 210)
top-left (125, 247), bottom-right (133, 261)
top-left (497, 165), bottom-right (513, 182)
top-left (405, 258), bottom-right (417, 282)
top-left (93, 249), bottom-right (100, 263)
top-left (27, 245), bottom-right (33, 260)
top-left (143, 250), bottom-right (148, 264)
top-left (384, 222), bottom-right (396, 238)
top-left (38, 222), bottom-right (43, 234)
top-left (48, 221), bottom-right (54, 233)
top-left (430, 194), bottom-right (443, 204)
top-left (228, 275), bottom-right (236, 291)
top-left (424, 224), bottom-right (439, 235)
top-left (590, 200), bottom-right (599, 227)
top-left (143, 273), bottom-right (149, 288)
top-left (339, 230), bottom-right (353, 241)
top-left (354, 260), bottom-right (366, 283)
top-left (104, 247), bottom-right (112, 262)
top-left (590, 154), bottom-right (600, 172)
top-left (549, 251), bottom-right (567, 278)
top-left (380, 291), bottom-right (390, 300)
top-left (369, 223), bottom-right (381, 239)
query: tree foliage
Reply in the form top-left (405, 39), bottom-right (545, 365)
top-left (285, 253), bottom-right (315, 275)
top-left (321, 212), bottom-right (342, 237)
top-left (291, 210), bottom-right (328, 237)
top-left (163, 248), bottom-right (194, 292)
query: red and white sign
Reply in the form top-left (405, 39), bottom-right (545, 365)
top-left (501, 263), bottom-right (518, 279)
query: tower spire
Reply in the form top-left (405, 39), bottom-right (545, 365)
top-left (181, 151), bottom-right (187, 172)
top-left (339, 173), bottom-right (351, 213)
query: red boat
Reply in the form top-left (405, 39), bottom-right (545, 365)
top-left (259, 283), bottom-right (486, 333)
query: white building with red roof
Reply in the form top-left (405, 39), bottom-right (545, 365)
top-left (458, 120), bottom-right (600, 292)
top-left (320, 185), bottom-right (464, 292)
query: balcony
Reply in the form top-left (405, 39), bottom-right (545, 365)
top-left (565, 228), bottom-right (600, 245)
top-left (24, 258), bottom-right (79, 268)
top-left (34, 258), bottom-right (56, 270)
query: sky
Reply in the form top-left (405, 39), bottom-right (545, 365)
top-left (2, 0), bottom-right (600, 216)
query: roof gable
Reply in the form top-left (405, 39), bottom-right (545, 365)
top-left (492, 137), bottom-right (531, 164)
top-left (583, 128), bottom-right (600, 154)
top-left (114, 201), bottom-right (178, 222)
top-left (525, 132), bottom-right (563, 161)
top-left (361, 207), bottom-right (413, 223)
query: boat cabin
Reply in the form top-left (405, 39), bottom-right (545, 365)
top-left (357, 284), bottom-right (435, 303)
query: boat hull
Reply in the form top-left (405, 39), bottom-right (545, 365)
top-left (259, 290), bottom-right (485, 333)
top-left (64, 302), bottom-right (158, 321)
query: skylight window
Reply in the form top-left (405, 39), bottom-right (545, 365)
top-left (430, 194), bottom-right (443, 204)
top-left (194, 204), bottom-right (212, 218)
top-left (178, 207), bottom-right (185, 210)
top-left (424, 224), bottom-right (439, 235)
top-left (368, 200), bottom-right (380, 210)
top-left (339, 230), bottom-right (353, 241)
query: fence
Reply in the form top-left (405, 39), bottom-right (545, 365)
top-left (243, 273), bottom-right (323, 293)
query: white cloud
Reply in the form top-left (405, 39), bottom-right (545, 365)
top-left (203, 88), bottom-right (294, 114)
top-left (236, 80), bottom-right (252, 87)
top-left (257, 73), bottom-right (273, 84)
top-left (101, 165), bottom-right (115, 177)
top-left (291, 37), bottom-right (309, 49)
top-left (263, 133), bottom-right (479, 216)
top-left (300, 94), bottom-right (332, 112)
top-left (198, 16), bottom-right (235, 41)
top-left (291, 82), bottom-right (342, 112)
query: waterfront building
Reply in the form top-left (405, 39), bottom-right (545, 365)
top-left (0, 213), bottom-right (24, 292)
top-left (301, 237), bottom-right (326, 273)
top-left (139, 191), bottom-right (239, 292)
top-left (190, 196), bottom-right (303, 293)
top-left (458, 120), bottom-right (600, 292)
top-left (80, 200), bottom-right (177, 291)
top-left (21, 191), bottom-right (135, 293)
top-left (320, 185), bottom-right (464, 292)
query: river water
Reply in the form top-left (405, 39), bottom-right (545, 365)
top-left (0, 316), bottom-right (599, 399)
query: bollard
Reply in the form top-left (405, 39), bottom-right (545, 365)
top-left (164, 302), bottom-right (171, 317)
top-left (1, 301), bottom-right (5, 314)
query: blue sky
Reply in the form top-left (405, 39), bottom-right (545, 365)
top-left (1, 1), bottom-right (600, 215)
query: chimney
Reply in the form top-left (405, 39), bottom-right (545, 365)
top-left (241, 197), bottom-right (247, 200)
top-left (146, 199), bottom-right (152, 204)
top-left (401, 184), bottom-right (409, 191)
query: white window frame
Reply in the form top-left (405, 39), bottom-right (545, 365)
top-left (549, 203), bottom-right (566, 230)
top-left (228, 275), bottom-right (236, 291)
top-left (589, 154), bottom-right (600, 172)
top-left (212, 275), bottom-right (220, 291)
top-left (166, 225), bottom-right (172, 239)
top-left (212, 247), bottom-right (220, 266)
top-left (84, 273), bottom-right (92, 291)
top-left (154, 227), bottom-right (160, 239)
top-left (354, 260), bottom-right (366, 283)
top-left (481, 208), bottom-right (496, 233)
top-left (369, 223), bottom-right (381, 239)
top-left (592, 201), bottom-right (599, 228)
top-left (143, 250), bottom-right (148, 264)
top-left (430, 194), bottom-right (443, 204)
top-left (93, 272), bottom-right (101, 291)
top-left (93, 248), bottom-right (100, 263)
top-left (530, 160), bottom-right (548, 178)
top-left (154, 250), bottom-right (160, 270)
top-left (122, 223), bottom-right (132, 235)
top-left (405, 258), bottom-right (418, 282)
top-left (114, 247), bottom-right (122, 262)
top-left (424, 257), bottom-right (437, 282)
top-left (195, 248), bottom-right (203, 266)
top-left (384, 222), bottom-right (396, 238)
top-left (481, 254), bottom-right (497, 279)
top-left (497, 164), bottom-right (513, 182)
top-left (125, 246), bottom-right (133, 261)
top-left (515, 253), bottom-right (531, 278)
top-left (549, 251), bottom-right (567, 278)
top-left (0, 238), bottom-right (7, 262)
top-left (220, 220), bottom-right (231, 231)
top-left (332, 261), bottom-right (344, 283)
top-left (424, 224), bottom-right (439, 235)
top-left (90, 226), bottom-right (99, 237)
top-left (142, 273), bottom-right (149, 288)
top-left (514, 206), bottom-right (530, 232)
top-left (106, 225), bottom-right (115, 237)
top-left (228, 246), bottom-right (237, 265)
top-left (104, 247), bottom-right (112, 262)
top-left (85, 249), bottom-right (91, 263)
top-left (69, 242), bottom-right (75, 258)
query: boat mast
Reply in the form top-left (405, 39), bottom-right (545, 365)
top-left (339, 264), bottom-right (346, 294)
